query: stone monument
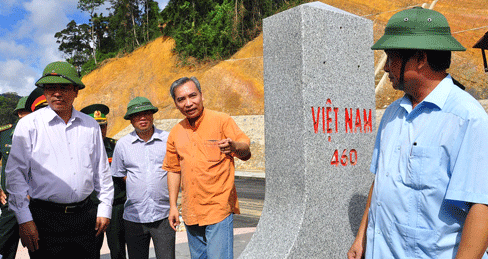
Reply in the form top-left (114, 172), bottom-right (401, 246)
top-left (239, 2), bottom-right (375, 258)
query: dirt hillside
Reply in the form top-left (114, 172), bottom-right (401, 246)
top-left (74, 0), bottom-right (488, 137)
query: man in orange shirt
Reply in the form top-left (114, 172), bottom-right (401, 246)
top-left (163, 76), bottom-right (251, 259)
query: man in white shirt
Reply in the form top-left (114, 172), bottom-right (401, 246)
top-left (5, 61), bottom-right (114, 259)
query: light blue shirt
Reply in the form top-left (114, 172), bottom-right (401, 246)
top-left (111, 126), bottom-right (170, 223)
top-left (6, 106), bottom-right (114, 224)
top-left (367, 75), bottom-right (488, 259)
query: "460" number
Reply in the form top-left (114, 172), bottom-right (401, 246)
top-left (330, 149), bottom-right (357, 166)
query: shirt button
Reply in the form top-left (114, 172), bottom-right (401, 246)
top-left (377, 202), bottom-right (381, 206)
top-left (377, 230), bottom-right (381, 234)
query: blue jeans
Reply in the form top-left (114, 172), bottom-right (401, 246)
top-left (185, 214), bottom-right (233, 259)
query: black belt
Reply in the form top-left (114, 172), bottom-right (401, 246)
top-left (30, 197), bottom-right (91, 214)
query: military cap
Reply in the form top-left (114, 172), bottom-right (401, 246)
top-left (372, 7), bottom-right (465, 51)
top-left (25, 87), bottom-right (48, 112)
top-left (12, 96), bottom-right (29, 116)
top-left (35, 61), bottom-right (85, 89)
top-left (81, 104), bottom-right (110, 125)
top-left (124, 97), bottom-right (158, 120)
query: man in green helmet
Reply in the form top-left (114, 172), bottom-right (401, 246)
top-left (111, 97), bottom-right (175, 259)
top-left (348, 7), bottom-right (488, 259)
top-left (5, 61), bottom-right (114, 259)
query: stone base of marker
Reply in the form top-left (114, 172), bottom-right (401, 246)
top-left (239, 2), bottom-right (375, 258)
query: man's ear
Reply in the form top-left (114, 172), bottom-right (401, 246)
top-left (415, 51), bottom-right (428, 70)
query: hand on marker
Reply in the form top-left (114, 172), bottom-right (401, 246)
top-left (347, 239), bottom-right (365, 259)
top-left (218, 138), bottom-right (235, 155)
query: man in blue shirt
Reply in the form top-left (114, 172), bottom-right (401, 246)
top-left (111, 97), bottom-right (175, 259)
top-left (348, 7), bottom-right (488, 259)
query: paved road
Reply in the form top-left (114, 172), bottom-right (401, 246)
top-left (15, 177), bottom-right (266, 259)
top-left (234, 177), bottom-right (265, 228)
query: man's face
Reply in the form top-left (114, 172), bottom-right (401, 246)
top-left (384, 50), bottom-right (421, 93)
top-left (100, 124), bottom-right (107, 139)
top-left (17, 110), bottom-right (31, 118)
top-left (130, 110), bottom-right (154, 133)
top-left (173, 80), bottom-right (204, 120)
top-left (43, 84), bottom-right (78, 113)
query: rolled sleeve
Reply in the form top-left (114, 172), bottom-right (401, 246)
top-left (111, 142), bottom-right (128, 178)
top-left (162, 131), bottom-right (181, 173)
top-left (446, 115), bottom-right (488, 206)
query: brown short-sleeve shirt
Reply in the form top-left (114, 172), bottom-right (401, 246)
top-left (163, 109), bottom-right (250, 226)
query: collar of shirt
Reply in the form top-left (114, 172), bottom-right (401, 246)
top-left (44, 105), bottom-right (82, 127)
top-left (130, 126), bottom-right (165, 144)
top-left (399, 75), bottom-right (453, 118)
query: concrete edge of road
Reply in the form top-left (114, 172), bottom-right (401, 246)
top-left (235, 171), bottom-right (265, 179)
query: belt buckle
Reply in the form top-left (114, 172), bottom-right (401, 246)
top-left (65, 205), bottom-right (77, 213)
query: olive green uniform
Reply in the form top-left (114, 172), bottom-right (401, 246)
top-left (0, 124), bottom-right (19, 259)
top-left (92, 137), bottom-right (127, 259)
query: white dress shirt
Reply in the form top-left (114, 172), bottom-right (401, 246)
top-left (6, 106), bottom-right (114, 224)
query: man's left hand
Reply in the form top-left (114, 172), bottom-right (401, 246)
top-left (218, 138), bottom-right (251, 160)
top-left (218, 138), bottom-right (235, 155)
top-left (95, 217), bottom-right (110, 237)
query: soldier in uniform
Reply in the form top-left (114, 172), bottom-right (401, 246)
top-left (81, 104), bottom-right (127, 259)
top-left (0, 88), bottom-right (46, 259)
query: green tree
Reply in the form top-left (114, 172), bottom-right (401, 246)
top-left (0, 93), bottom-right (21, 126)
top-left (78, 0), bottom-right (106, 64)
top-left (55, 20), bottom-right (92, 69)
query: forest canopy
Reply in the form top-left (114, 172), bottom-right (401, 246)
top-left (55, 0), bottom-right (304, 76)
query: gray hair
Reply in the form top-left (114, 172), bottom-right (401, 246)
top-left (169, 76), bottom-right (201, 100)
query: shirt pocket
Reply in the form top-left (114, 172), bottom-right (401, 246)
top-left (389, 221), bottom-right (439, 259)
top-left (406, 146), bottom-right (440, 189)
top-left (80, 144), bottom-right (94, 169)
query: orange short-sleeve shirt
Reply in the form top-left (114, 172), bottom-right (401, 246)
top-left (163, 109), bottom-right (250, 226)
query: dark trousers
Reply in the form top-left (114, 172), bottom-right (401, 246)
top-left (124, 218), bottom-right (175, 259)
top-left (0, 203), bottom-right (19, 259)
top-left (28, 199), bottom-right (98, 259)
top-left (106, 203), bottom-right (126, 259)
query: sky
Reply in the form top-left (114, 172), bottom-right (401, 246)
top-left (0, 0), bottom-right (170, 96)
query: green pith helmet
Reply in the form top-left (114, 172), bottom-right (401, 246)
top-left (372, 7), bottom-right (465, 51)
top-left (81, 104), bottom-right (110, 125)
top-left (35, 61), bottom-right (85, 89)
top-left (12, 96), bottom-right (29, 116)
top-left (124, 97), bottom-right (158, 120)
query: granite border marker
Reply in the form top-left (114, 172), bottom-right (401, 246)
top-left (239, 2), bottom-right (375, 258)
